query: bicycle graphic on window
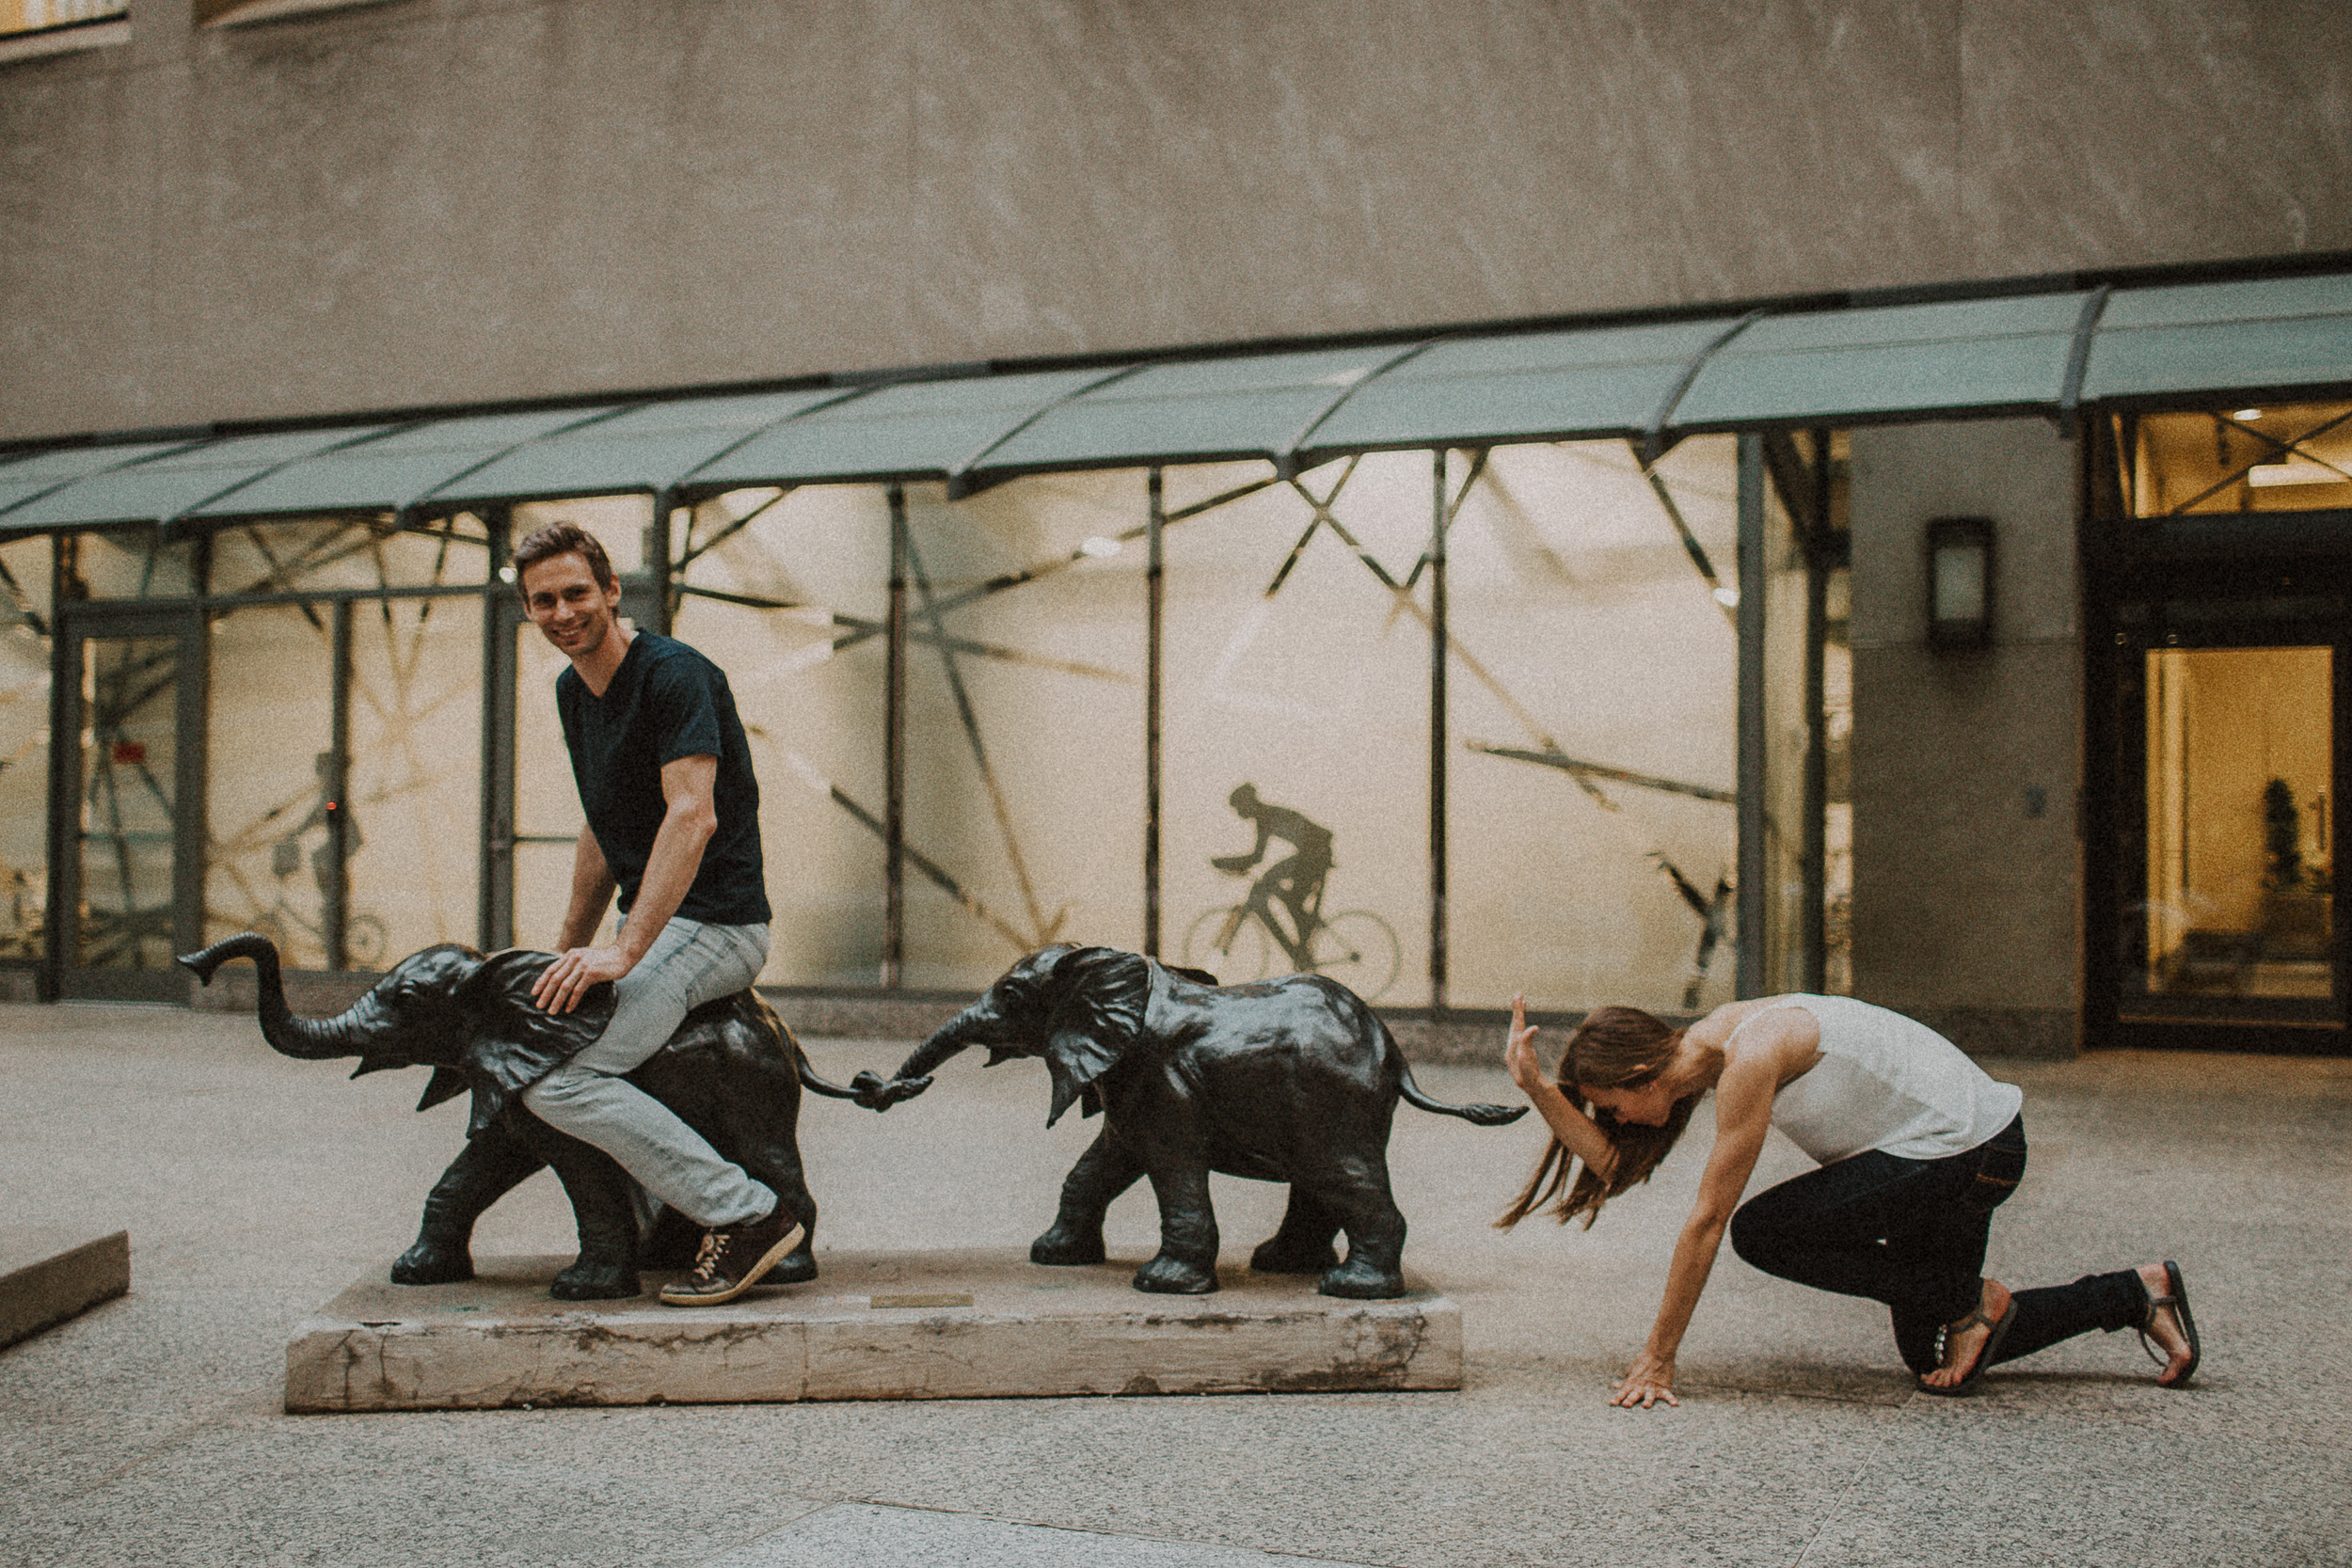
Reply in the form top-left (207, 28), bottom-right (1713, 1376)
top-left (1181, 784), bottom-right (1401, 1000)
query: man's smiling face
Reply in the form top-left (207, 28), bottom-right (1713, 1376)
top-left (520, 549), bottom-right (622, 661)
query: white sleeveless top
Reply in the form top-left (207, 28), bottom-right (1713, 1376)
top-left (1753, 995), bottom-right (2023, 1164)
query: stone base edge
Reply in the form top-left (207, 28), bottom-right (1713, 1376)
top-left (0, 1230), bottom-right (130, 1351)
top-left (285, 1266), bottom-right (1460, 1413)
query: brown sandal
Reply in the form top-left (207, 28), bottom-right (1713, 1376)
top-left (1916, 1295), bottom-right (2016, 1397)
top-left (2138, 1260), bottom-right (2200, 1387)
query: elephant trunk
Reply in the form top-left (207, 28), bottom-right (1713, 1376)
top-left (895, 997), bottom-right (999, 1079)
top-left (177, 932), bottom-right (372, 1060)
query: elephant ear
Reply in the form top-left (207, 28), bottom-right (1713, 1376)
top-left (1040, 946), bottom-right (1151, 1128)
top-left (451, 950), bottom-right (618, 1137)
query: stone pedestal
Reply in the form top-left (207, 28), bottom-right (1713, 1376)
top-left (285, 1249), bottom-right (1460, 1412)
top-left (1, 1228), bottom-right (130, 1350)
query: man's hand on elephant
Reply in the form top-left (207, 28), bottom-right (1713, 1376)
top-left (850, 1069), bottom-right (933, 1112)
top-left (532, 944), bottom-right (634, 1014)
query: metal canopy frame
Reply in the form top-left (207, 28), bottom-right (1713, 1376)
top-left (10, 271), bottom-right (2345, 539)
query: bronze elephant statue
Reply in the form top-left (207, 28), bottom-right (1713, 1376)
top-left (179, 932), bottom-right (853, 1301)
top-left (852, 943), bottom-right (1527, 1299)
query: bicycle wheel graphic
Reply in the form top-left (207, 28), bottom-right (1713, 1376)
top-left (1180, 904), bottom-right (1272, 983)
top-left (1301, 910), bottom-right (1402, 1001)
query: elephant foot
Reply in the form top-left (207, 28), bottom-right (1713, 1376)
top-left (551, 1259), bottom-right (644, 1301)
top-left (1317, 1257), bottom-right (1406, 1300)
top-left (390, 1241), bottom-right (475, 1286)
top-left (1030, 1223), bottom-right (1108, 1266)
top-left (1249, 1235), bottom-right (1341, 1275)
top-left (1132, 1253), bottom-right (1218, 1294)
top-left (767, 1244), bottom-right (818, 1286)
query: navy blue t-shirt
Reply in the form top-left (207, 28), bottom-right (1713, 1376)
top-left (555, 632), bottom-right (771, 926)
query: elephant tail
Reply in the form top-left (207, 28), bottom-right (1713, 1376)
top-left (795, 1041), bottom-right (860, 1101)
top-left (1397, 1064), bottom-right (1530, 1126)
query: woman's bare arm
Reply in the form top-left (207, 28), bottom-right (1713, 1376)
top-left (1612, 1006), bottom-right (1817, 1409)
top-left (1502, 994), bottom-right (1617, 1183)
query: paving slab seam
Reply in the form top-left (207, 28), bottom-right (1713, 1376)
top-left (1787, 1461), bottom-right (1869, 1568)
top-left (712, 1499), bottom-right (1414, 1568)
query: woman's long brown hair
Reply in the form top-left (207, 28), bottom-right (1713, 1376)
top-left (1495, 1005), bottom-right (1698, 1229)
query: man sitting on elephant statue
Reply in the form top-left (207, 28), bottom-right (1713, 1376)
top-left (852, 943), bottom-right (1528, 1299)
top-left (180, 931), bottom-right (855, 1302)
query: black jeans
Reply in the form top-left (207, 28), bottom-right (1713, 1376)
top-left (1729, 1115), bottom-right (2149, 1375)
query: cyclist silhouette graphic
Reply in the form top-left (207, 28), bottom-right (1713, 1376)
top-left (1211, 783), bottom-right (1334, 951)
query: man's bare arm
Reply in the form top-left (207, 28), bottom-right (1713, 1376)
top-left (532, 754), bottom-right (719, 1014)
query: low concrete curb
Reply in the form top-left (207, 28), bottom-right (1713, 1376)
top-left (286, 1250), bottom-right (1460, 1412)
top-left (0, 1228), bottom-right (129, 1351)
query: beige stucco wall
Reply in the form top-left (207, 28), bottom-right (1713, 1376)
top-left (4, 0), bottom-right (2350, 441)
top-left (1847, 419), bottom-right (2083, 1056)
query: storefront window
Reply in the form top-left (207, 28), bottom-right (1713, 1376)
top-left (0, 537), bottom-right (51, 961)
top-left (901, 473), bottom-right (1147, 992)
top-left (2122, 400), bottom-right (2352, 517)
top-left (1448, 440), bottom-right (1740, 1015)
top-left (1162, 454), bottom-right (1428, 1006)
top-left (661, 485), bottom-right (889, 989)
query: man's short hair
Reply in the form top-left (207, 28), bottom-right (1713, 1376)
top-left (512, 521), bottom-right (616, 594)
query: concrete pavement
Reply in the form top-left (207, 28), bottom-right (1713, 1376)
top-left (1, 1001), bottom-right (2345, 1568)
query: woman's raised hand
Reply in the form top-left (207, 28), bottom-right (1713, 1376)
top-left (1503, 993), bottom-right (1546, 1096)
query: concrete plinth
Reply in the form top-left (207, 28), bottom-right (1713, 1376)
top-left (285, 1250), bottom-right (1460, 1413)
top-left (1, 1228), bottom-right (130, 1351)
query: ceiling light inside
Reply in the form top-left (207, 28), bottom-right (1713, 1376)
top-left (2248, 460), bottom-right (2347, 487)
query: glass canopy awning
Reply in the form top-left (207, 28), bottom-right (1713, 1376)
top-left (4, 269), bottom-right (2348, 537)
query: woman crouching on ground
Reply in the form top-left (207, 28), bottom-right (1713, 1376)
top-left (1499, 991), bottom-right (2200, 1405)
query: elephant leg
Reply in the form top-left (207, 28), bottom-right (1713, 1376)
top-left (1133, 1160), bottom-right (1220, 1295)
top-left (1032, 1130), bottom-right (1146, 1266)
top-left (1313, 1163), bottom-right (1409, 1300)
top-left (534, 1134), bottom-right (645, 1301)
top-left (638, 1202), bottom-right (702, 1270)
top-left (391, 1128), bottom-right (545, 1286)
top-left (1249, 1186), bottom-right (1343, 1275)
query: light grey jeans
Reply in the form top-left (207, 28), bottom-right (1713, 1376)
top-left (522, 916), bottom-right (774, 1229)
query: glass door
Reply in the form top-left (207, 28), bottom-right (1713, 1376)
top-left (56, 610), bottom-right (204, 1001)
top-left (2111, 624), bottom-right (2344, 1048)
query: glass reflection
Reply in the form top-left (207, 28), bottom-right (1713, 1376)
top-left (2137, 645), bottom-right (2333, 1013)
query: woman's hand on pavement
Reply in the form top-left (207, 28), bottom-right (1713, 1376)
top-left (1610, 1351), bottom-right (1680, 1409)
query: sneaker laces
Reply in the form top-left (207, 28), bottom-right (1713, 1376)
top-left (686, 1227), bottom-right (729, 1281)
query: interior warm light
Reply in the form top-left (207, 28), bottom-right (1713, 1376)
top-left (1711, 586), bottom-right (1740, 608)
top-left (2249, 460), bottom-right (2348, 488)
top-left (2233, 408), bottom-right (2265, 421)
top-left (1079, 536), bottom-right (1124, 559)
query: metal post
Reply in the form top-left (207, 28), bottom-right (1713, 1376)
top-left (1145, 468), bottom-right (1165, 958)
top-left (477, 507), bottom-right (517, 951)
top-left (326, 598), bottom-right (353, 970)
top-left (40, 535), bottom-right (71, 1000)
top-left (650, 489), bottom-right (675, 636)
top-left (1429, 449), bottom-right (1450, 1013)
top-left (1736, 434), bottom-right (1767, 999)
top-left (1802, 429), bottom-right (1832, 993)
top-left (884, 484), bottom-right (908, 988)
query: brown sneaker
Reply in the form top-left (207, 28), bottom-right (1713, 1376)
top-left (658, 1209), bottom-right (804, 1307)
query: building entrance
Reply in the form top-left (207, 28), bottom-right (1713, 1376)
top-left (2106, 614), bottom-right (2347, 1051)
top-left (55, 608), bottom-right (205, 1001)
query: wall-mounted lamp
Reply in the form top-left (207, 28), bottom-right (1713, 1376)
top-left (1927, 515), bottom-right (1994, 650)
